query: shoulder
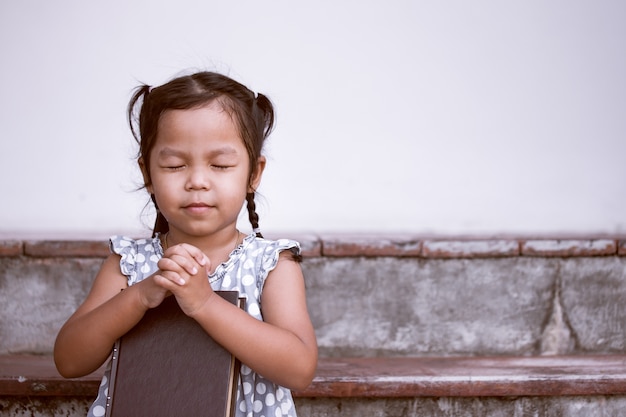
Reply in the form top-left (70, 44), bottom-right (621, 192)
top-left (246, 235), bottom-right (301, 256)
top-left (243, 235), bottom-right (301, 267)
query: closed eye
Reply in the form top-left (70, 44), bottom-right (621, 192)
top-left (211, 164), bottom-right (232, 170)
top-left (164, 165), bottom-right (185, 171)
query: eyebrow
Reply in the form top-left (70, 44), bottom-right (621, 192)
top-left (157, 146), bottom-right (238, 158)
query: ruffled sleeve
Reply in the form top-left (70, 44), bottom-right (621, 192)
top-left (257, 238), bottom-right (301, 295)
top-left (109, 235), bottom-right (163, 286)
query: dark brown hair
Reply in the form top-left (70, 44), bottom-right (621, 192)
top-left (127, 71), bottom-right (274, 237)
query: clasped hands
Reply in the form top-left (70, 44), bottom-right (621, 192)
top-left (139, 243), bottom-right (214, 316)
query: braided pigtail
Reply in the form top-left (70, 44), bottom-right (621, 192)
top-left (151, 194), bottom-right (169, 236)
top-left (241, 90), bottom-right (274, 239)
top-left (246, 192), bottom-right (263, 238)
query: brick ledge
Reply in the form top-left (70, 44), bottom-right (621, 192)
top-left (1, 234), bottom-right (625, 258)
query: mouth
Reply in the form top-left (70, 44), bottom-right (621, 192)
top-left (182, 202), bottom-right (214, 214)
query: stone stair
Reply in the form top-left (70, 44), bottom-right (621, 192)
top-left (1, 234), bottom-right (625, 416)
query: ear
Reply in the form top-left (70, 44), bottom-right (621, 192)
top-left (138, 157), bottom-right (153, 194)
top-left (248, 156), bottom-right (266, 193)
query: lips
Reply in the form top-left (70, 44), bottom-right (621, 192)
top-left (185, 202), bottom-right (211, 208)
top-left (182, 202), bottom-right (214, 214)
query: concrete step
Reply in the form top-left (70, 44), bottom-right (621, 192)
top-left (2, 354), bottom-right (626, 417)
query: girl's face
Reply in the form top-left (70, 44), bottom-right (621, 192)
top-left (142, 102), bottom-right (264, 240)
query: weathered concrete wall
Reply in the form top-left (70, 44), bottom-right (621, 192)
top-left (2, 396), bottom-right (626, 417)
top-left (0, 257), bottom-right (101, 354)
top-left (0, 397), bottom-right (92, 417)
top-left (304, 256), bottom-right (626, 357)
top-left (1, 236), bottom-right (625, 357)
top-left (295, 396), bottom-right (626, 417)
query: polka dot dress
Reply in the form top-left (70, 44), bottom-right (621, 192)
top-left (87, 233), bottom-right (301, 417)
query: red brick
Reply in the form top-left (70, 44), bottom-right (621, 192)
top-left (521, 239), bottom-right (616, 257)
top-left (299, 240), bottom-right (322, 258)
top-left (422, 239), bottom-right (519, 258)
top-left (0, 240), bottom-right (23, 257)
top-left (321, 235), bottom-right (422, 257)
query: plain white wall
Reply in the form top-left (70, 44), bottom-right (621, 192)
top-left (1, 0), bottom-right (625, 237)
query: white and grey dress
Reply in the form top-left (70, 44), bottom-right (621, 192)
top-left (87, 233), bottom-right (301, 417)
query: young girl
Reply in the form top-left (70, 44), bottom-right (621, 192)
top-left (54, 71), bottom-right (318, 417)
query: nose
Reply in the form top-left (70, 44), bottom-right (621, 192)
top-left (185, 166), bottom-right (210, 190)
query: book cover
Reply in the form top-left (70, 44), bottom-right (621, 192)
top-left (106, 291), bottom-right (243, 417)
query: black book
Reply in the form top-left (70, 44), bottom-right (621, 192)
top-left (106, 291), bottom-right (243, 417)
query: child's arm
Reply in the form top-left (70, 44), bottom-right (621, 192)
top-left (240, 253), bottom-right (318, 389)
top-left (55, 244), bottom-right (207, 378)
top-left (162, 250), bottom-right (318, 391)
top-left (54, 254), bottom-right (175, 378)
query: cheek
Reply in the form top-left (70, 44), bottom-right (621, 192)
top-left (148, 173), bottom-right (177, 204)
top-left (222, 174), bottom-right (252, 203)
top-left (231, 173), bottom-right (252, 196)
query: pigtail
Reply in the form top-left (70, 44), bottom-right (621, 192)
top-left (244, 92), bottom-right (273, 239)
top-left (127, 84), bottom-right (168, 237)
top-left (151, 194), bottom-right (169, 237)
top-left (127, 85), bottom-right (151, 145)
top-left (253, 93), bottom-right (275, 140)
top-left (246, 192), bottom-right (263, 238)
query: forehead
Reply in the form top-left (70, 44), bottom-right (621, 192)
top-left (154, 103), bottom-right (245, 151)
